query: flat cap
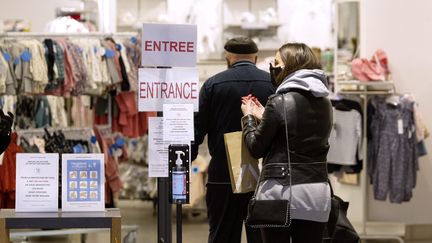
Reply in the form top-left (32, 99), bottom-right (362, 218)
top-left (224, 37), bottom-right (258, 54)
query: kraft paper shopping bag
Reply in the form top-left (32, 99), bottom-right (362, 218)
top-left (224, 131), bottom-right (259, 193)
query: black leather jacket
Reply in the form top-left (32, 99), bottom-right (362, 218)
top-left (242, 89), bottom-right (333, 185)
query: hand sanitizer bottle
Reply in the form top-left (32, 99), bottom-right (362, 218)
top-left (172, 151), bottom-right (186, 203)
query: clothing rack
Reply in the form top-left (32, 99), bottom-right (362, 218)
top-left (336, 81), bottom-right (405, 243)
top-left (16, 127), bottom-right (95, 142)
top-left (0, 32), bottom-right (137, 39)
top-left (0, 32), bottom-right (138, 129)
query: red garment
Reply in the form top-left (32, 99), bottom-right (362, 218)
top-left (0, 133), bottom-right (22, 208)
top-left (115, 91), bottom-right (139, 137)
top-left (94, 93), bottom-right (156, 137)
top-left (93, 127), bottom-right (123, 204)
top-left (139, 111), bottom-right (157, 135)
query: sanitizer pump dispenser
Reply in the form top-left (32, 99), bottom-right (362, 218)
top-left (172, 151), bottom-right (187, 202)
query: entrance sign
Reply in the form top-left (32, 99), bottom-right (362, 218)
top-left (138, 68), bottom-right (199, 112)
top-left (142, 23), bottom-right (197, 67)
top-left (62, 154), bottom-right (105, 212)
top-left (16, 153), bottom-right (59, 212)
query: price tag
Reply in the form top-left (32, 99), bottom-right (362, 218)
top-left (21, 50), bottom-right (32, 62)
top-left (105, 49), bottom-right (115, 58)
top-left (397, 119), bottom-right (404, 135)
top-left (3, 52), bottom-right (11, 62)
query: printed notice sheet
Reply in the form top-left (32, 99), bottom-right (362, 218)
top-left (148, 117), bottom-right (170, 177)
top-left (163, 103), bottom-right (194, 142)
top-left (16, 153), bottom-right (59, 212)
top-left (62, 154), bottom-right (105, 212)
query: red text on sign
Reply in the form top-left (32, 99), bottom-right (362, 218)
top-left (144, 41), bottom-right (194, 53)
top-left (139, 81), bottom-right (198, 99)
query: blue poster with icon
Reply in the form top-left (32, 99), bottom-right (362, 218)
top-left (62, 154), bottom-right (105, 212)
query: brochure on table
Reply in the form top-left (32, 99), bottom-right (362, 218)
top-left (15, 153), bottom-right (59, 212)
top-left (62, 153), bottom-right (105, 212)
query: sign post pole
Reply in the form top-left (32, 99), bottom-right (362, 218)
top-left (158, 176), bottom-right (172, 243)
top-left (176, 204), bottom-right (182, 243)
top-left (140, 23), bottom-right (197, 243)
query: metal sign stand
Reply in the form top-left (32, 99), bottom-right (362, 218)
top-left (158, 177), bottom-right (172, 243)
top-left (176, 204), bottom-right (182, 243)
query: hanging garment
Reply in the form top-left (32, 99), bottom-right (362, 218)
top-left (46, 96), bottom-right (68, 128)
top-left (102, 40), bottom-right (121, 85)
top-left (327, 108), bottom-right (362, 166)
top-left (114, 91), bottom-right (139, 137)
top-left (0, 133), bottom-right (22, 208)
top-left (52, 40), bottom-right (65, 85)
top-left (122, 38), bottom-right (139, 91)
top-left (94, 126), bottom-right (123, 205)
top-left (7, 42), bottom-right (33, 94)
top-left (0, 49), bottom-right (9, 93)
top-left (71, 95), bottom-right (94, 127)
top-left (55, 39), bottom-right (76, 96)
top-left (0, 46), bottom-right (17, 95)
top-left (35, 96), bottom-right (52, 128)
top-left (15, 96), bottom-right (37, 129)
top-left (327, 98), bottom-right (364, 174)
top-left (19, 39), bottom-right (49, 93)
top-left (67, 41), bottom-right (89, 96)
top-left (368, 96), bottom-right (417, 203)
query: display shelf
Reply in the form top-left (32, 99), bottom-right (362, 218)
top-left (338, 90), bottom-right (394, 95)
top-left (337, 80), bottom-right (393, 85)
top-left (224, 22), bottom-right (281, 30)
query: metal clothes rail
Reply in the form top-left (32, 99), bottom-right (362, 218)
top-left (0, 32), bottom-right (137, 38)
top-left (337, 81), bottom-right (405, 243)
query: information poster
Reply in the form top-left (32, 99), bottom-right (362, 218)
top-left (163, 103), bottom-right (194, 142)
top-left (148, 117), bottom-right (170, 177)
top-left (62, 154), bottom-right (105, 212)
top-left (16, 153), bottom-right (59, 212)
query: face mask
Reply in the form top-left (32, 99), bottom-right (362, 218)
top-left (269, 63), bottom-right (283, 86)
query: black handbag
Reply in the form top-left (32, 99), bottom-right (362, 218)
top-left (323, 182), bottom-right (360, 243)
top-left (245, 94), bottom-right (292, 228)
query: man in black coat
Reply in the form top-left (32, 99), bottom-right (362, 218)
top-left (0, 110), bottom-right (14, 154)
top-left (192, 37), bottom-right (275, 243)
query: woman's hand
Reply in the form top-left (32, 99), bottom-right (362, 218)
top-left (251, 97), bottom-right (265, 120)
top-left (241, 98), bottom-right (254, 116)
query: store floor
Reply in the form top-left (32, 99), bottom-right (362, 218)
top-left (11, 200), bottom-right (246, 243)
top-left (13, 201), bottom-right (431, 242)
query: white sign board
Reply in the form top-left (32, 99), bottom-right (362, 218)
top-left (138, 68), bottom-right (199, 112)
top-left (163, 104), bottom-right (194, 143)
top-left (62, 154), bottom-right (105, 212)
top-left (142, 23), bottom-right (197, 67)
top-left (16, 153), bottom-right (59, 212)
top-left (148, 117), bottom-right (169, 177)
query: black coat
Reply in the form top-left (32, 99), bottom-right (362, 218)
top-left (192, 60), bottom-right (275, 183)
top-left (242, 90), bottom-right (333, 185)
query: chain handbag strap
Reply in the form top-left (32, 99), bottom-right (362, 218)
top-left (248, 94), bottom-right (293, 228)
top-left (282, 94), bottom-right (293, 228)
